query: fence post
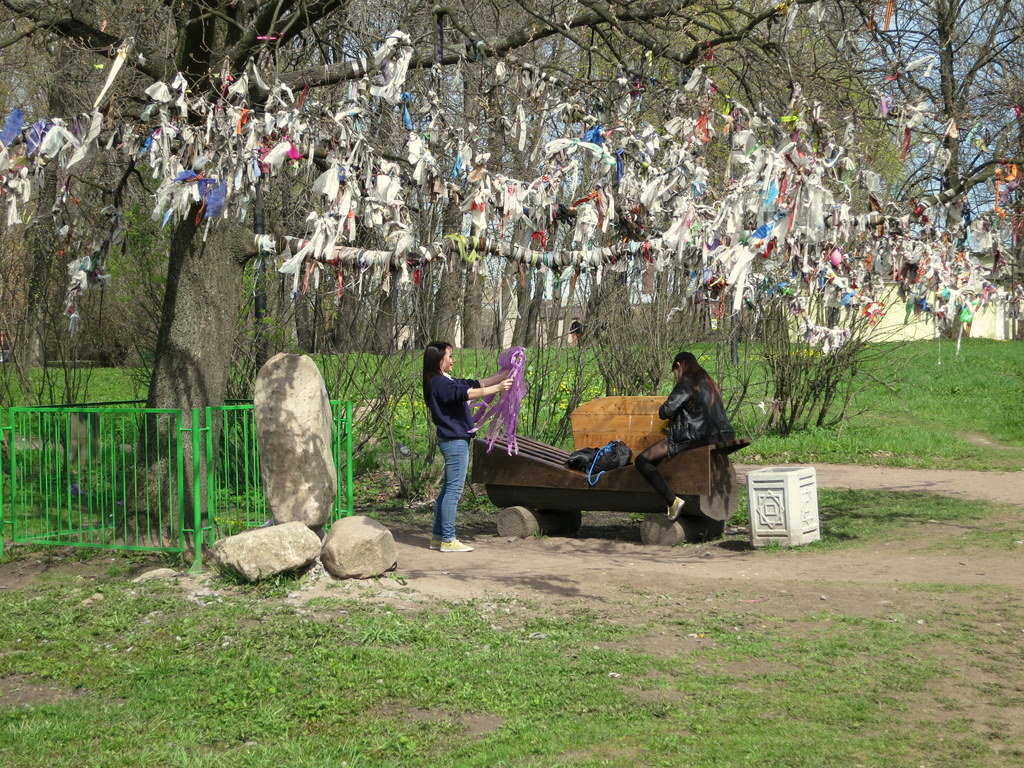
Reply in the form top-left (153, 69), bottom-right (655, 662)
top-left (190, 408), bottom-right (205, 572)
top-left (333, 402), bottom-right (341, 518)
top-left (0, 417), bottom-right (6, 558)
top-left (5, 411), bottom-right (17, 553)
top-left (345, 400), bottom-right (354, 516)
top-left (204, 406), bottom-right (215, 554)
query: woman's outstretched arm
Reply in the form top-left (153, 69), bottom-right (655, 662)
top-left (478, 370), bottom-right (512, 387)
top-left (467, 378), bottom-right (513, 401)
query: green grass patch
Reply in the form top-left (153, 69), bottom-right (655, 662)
top-left (731, 488), bottom-right (1000, 551)
top-left (0, 561), bottom-right (1020, 767)
top-left (0, 366), bottom-right (145, 408)
top-left (814, 489), bottom-right (997, 547)
top-left (743, 338), bottom-right (1024, 470)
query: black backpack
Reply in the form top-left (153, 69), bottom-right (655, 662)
top-left (564, 440), bottom-right (632, 485)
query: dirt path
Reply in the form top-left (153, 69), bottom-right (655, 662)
top-left (383, 463), bottom-right (1024, 606)
top-left (736, 463), bottom-right (1024, 506)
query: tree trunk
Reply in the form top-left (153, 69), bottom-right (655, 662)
top-left (371, 285), bottom-right (397, 352)
top-left (147, 218), bottom-right (254, 411)
top-left (462, 264), bottom-right (483, 348)
top-left (294, 291), bottom-right (317, 353)
top-left (525, 273), bottom-right (544, 347)
top-left (135, 217), bottom-right (254, 545)
top-left (19, 170), bottom-right (59, 371)
top-left (428, 202), bottom-right (464, 343)
top-left (511, 267), bottom-right (531, 346)
top-left (18, 80), bottom-right (71, 372)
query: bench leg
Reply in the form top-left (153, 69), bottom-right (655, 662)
top-left (640, 515), bottom-right (726, 545)
top-left (496, 507), bottom-right (583, 538)
top-left (496, 506), bottom-right (539, 538)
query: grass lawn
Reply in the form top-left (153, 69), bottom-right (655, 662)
top-left (1, 490), bottom-right (1022, 767)
top-left (746, 339), bottom-right (1024, 470)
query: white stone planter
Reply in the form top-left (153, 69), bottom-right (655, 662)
top-left (746, 466), bottom-right (820, 547)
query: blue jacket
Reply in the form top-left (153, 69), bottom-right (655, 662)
top-left (427, 374), bottom-right (480, 440)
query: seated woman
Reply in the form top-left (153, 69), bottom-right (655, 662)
top-left (634, 351), bottom-right (735, 520)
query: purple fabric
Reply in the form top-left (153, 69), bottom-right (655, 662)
top-left (27, 120), bottom-right (49, 156)
top-left (471, 346), bottom-right (527, 454)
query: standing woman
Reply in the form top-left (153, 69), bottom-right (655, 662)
top-left (423, 341), bottom-right (513, 552)
top-left (634, 351), bottom-right (735, 520)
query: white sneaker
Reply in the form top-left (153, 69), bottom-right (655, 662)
top-left (440, 539), bottom-right (474, 552)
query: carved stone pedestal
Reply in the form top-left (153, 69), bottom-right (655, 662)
top-left (746, 466), bottom-right (820, 547)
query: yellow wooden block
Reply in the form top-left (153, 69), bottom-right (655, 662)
top-left (570, 396), bottom-right (668, 453)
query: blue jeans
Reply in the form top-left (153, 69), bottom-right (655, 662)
top-left (433, 438), bottom-right (470, 542)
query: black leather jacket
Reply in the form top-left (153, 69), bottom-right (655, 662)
top-left (659, 376), bottom-right (734, 454)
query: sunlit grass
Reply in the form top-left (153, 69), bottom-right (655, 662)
top-left (0, 542), bottom-right (1020, 767)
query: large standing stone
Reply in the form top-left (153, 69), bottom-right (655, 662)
top-left (212, 521), bottom-right (321, 582)
top-left (254, 353), bottom-right (336, 528)
top-left (321, 516), bottom-right (397, 579)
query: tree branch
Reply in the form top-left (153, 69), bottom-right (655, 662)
top-left (0, 1), bottom-right (172, 81)
top-left (280, 0), bottom-right (696, 88)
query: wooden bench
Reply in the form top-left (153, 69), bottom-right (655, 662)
top-left (471, 396), bottom-right (749, 545)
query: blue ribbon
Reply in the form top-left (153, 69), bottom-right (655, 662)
top-left (0, 108), bottom-right (24, 146)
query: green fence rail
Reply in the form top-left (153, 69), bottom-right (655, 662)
top-left (0, 401), bottom-right (354, 567)
top-left (204, 400), bottom-right (355, 546)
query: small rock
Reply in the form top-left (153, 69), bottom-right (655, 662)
top-left (132, 568), bottom-right (177, 583)
top-left (820, 595), bottom-right (828, 601)
top-left (321, 516), bottom-right (397, 579)
top-left (528, 632), bottom-right (548, 640)
top-left (212, 521), bottom-right (321, 582)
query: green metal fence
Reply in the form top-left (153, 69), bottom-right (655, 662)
top-left (204, 400), bottom-right (354, 544)
top-left (0, 401), bottom-right (353, 567)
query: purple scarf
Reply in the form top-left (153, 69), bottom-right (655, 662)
top-left (472, 346), bottom-right (527, 454)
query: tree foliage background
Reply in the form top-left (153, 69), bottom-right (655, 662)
top-left (0, 0), bottom-right (1019, 467)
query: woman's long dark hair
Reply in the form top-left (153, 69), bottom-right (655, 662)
top-left (423, 341), bottom-right (451, 403)
top-left (672, 351), bottom-right (721, 398)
